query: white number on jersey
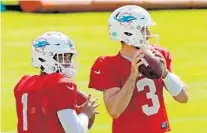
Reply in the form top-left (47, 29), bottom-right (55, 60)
top-left (21, 93), bottom-right (28, 131)
top-left (136, 78), bottom-right (160, 116)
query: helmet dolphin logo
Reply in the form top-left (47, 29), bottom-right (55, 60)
top-left (33, 40), bottom-right (49, 48)
top-left (114, 15), bottom-right (137, 23)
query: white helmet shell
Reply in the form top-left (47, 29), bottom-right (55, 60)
top-left (32, 31), bottom-right (77, 78)
top-left (108, 5), bottom-right (157, 47)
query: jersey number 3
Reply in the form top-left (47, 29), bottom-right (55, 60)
top-left (136, 78), bottom-right (160, 116)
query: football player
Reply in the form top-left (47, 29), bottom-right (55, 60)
top-left (14, 31), bottom-right (99, 133)
top-left (88, 5), bottom-right (189, 133)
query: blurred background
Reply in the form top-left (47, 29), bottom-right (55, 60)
top-left (1, 0), bottom-right (207, 133)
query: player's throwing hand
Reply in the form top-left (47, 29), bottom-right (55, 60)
top-left (78, 94), bottom-right (100, 118)
top-left (131, 49), bottom-right (145, 76)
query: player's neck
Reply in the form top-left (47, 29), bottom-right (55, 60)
top-left (40, 71), bottom-right (47, 75)
top-left (120, 46), bottom-right (136, 59)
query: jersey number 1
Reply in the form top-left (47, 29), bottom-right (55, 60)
top-left (136, 78), bottom-right (160, 116)
top-left (21, 93), bottom-right (28, 131)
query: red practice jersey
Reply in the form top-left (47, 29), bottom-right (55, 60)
top-left (14, 73), bottom-right (86, 133)
top-left (89, 46), bottom-right (172, 133)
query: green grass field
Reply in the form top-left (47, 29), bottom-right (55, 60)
top-left (1, 9), bottom-right (207, 133)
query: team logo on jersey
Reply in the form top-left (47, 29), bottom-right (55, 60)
top-left (161, 121), bottom-right (169, 129)
top-left (94, 70), bottom-right (101, 74)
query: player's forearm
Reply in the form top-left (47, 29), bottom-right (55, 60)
top-left (173, 86), bottom-right (189, 103)
top-left (57, 109), bottom-right (89, 133)
top-left (78, 113), bottom-right (89, 133)
top-left (163, 72), bottom-right (189, 103)
top-left (107, 74), bottom-right (137, 118)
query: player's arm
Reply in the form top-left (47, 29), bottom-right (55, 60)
top-left (57, 109), bottom-right (89, 133)
top-left (153, 50), bottom-right (189, 103)
top-left (76, 90), bottom-right (97, 129)
top-left (103, 50), bottom-right (145, 119)
top-left (57, 94), bottom-right (98, 133)
top-left (52, 80), bottom-right (98, 133)
top-left (162, 71), bottom-right (189, 103)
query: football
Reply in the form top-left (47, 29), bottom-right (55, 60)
top-left (138, 49), bottom-right (163, 79)
top-left (88, 114), bottom-right (95, 129)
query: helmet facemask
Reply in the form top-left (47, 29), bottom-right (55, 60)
top-left (138, 24), bottom-right (159, 48)
top-left (53, 53), bottom-right (79, 78)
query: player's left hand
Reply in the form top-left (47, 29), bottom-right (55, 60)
top-left (150, 48), bottom-right (169, 78)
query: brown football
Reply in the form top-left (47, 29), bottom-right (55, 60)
top-left (138, 49), bottom-right (162, 79)
top-left (88, 114), bottom-right (95, 129)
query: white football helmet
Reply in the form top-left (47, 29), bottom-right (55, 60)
top-left (32, 31), bottom-right (78, 78)
top-left (108, 5), bottom-right (158, 47)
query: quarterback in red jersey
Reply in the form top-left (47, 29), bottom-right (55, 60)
top-left (89, 5), bottom-right (189, 133)
top-left (14, 31), bottom-right (99, 133)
